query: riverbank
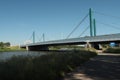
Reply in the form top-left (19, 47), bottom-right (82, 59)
top-left (0, 50), bottom-right (97, 80)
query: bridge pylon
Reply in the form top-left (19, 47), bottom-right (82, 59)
top-left (93, 18), bottom-right (96, 36)
top-left (89, 8), bottom-right (96, 37)
top-left (33, 31), bottom-right (35, 43)
top-left (89, 8), bottom-right (93, 37)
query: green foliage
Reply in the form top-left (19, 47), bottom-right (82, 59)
top-left (104, 47), bottom-right (120, 53)
top-left (0, 42), bottom-right (11, 52)
top-left (0, 42), bottom-right (4, 49)
top-left (4, 42), bottom-right (10, 47)
top-left (0, 42), bottom-right (10, 49)
top-left (0, 50), bottom-right (97, 80)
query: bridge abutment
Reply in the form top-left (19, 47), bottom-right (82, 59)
top-left (28, 45), bottom-right (49, 51)
top-left (85, 42), bottom-right (92, 48)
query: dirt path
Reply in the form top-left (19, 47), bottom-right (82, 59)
top-left (64, 53), bottom-right (120, 80)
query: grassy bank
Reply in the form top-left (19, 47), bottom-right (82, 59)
top-left (0, 46), bottom-right (25, 52)
top-left (104, 47), bottom-right (120, 53)
top-left (0, 50), bottom-right (97, 80)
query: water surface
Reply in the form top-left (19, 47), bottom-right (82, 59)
top-left (0, 51), bottom-right (46, 60)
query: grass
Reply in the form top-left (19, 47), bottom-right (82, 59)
top-left (0, 50), bottom-right (97, 80)
top-left (0, 46), bottom-right (25, 52)
top-left (103, 47), bottom-right (120, 53)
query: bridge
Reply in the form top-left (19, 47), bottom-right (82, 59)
top-left (20, 33), bottom-right (120, 51)
top-left (20, 9), bottom-right (120, 51)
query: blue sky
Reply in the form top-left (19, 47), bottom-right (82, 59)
top-left (0, 0), bottom-right (120, 45)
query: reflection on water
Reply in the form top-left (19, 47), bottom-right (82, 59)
top-left (0, 51), bottom-right (46, 60)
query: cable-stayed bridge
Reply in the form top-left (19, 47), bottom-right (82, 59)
top-left (20, 9), bottom-right (120, 51)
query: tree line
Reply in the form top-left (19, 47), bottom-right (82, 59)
top-left (0, 42), bottom-right (10, 49)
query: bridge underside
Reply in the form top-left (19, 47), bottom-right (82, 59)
top-left (21, 41), bottom-right (120, 51)
top-left (28, 45), bottom-right (49, 51)
top-left (26, 42), bottom-right (86, 51)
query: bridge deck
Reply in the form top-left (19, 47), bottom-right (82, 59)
top-left (21, 33), bottom-right (120, 47)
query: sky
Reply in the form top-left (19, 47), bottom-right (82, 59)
top-left (0, 0), bottom-right (120, 45)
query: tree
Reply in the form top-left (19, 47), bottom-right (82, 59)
top-left (4, 42), bottom-right (10, 47)
top-left (0, 42), bottom-right (11, 49)
top-left (0, 42), bottom-right (4, 48)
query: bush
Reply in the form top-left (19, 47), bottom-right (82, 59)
top-left (0, 50), bottom-right (97, 80)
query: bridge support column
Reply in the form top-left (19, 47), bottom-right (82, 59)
top-left (28, 45), bottom-right (49, 51)
top-left (26, 46), bottom-right (29, 51)
top-left (85, 42), bottom-right (92, 48)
